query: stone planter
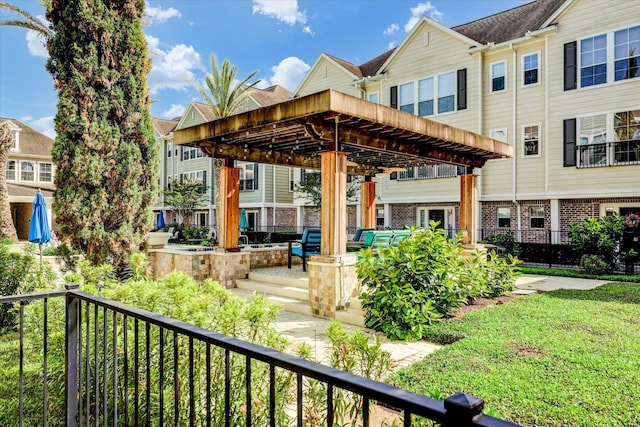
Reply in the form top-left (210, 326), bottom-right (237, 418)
top-left (147, 232), bottom-right (172, 249)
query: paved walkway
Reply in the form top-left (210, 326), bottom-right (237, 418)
top-left (273, 274), bottom-right (610, 370)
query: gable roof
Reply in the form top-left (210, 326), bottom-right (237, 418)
top-left (314, 0), bottom-right (566, 82)
top-left (152, 117), bottom-right (179, 136)
top-left (248, 84), bottom-right (292, 107)
top-left (0, 117), bottom-right (53, 157)
top-left (453, 0), bottom-right (566, 45)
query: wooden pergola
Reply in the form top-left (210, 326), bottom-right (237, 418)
top-left (174, 89), bottom-right (512, 254)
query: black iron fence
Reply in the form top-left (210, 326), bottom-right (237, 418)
top-left (0, 285), bottom-right (521, 426)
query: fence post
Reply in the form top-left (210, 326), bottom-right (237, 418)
top-left (65, 283), bottom-right (80, 427)
top-left (442, 392), bottom-right (484, 426)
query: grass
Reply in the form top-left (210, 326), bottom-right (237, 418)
top-left (518, 265), bottom-right (640, 283)
top-left (391, 283), bottom-right (640, 426)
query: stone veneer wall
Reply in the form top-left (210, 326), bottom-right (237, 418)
top-left (148, 246), bottom-right (300, 287)
top-left (307, 254), bottom-right (358, 318)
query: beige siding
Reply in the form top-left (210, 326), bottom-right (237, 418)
top-left (296, 58), bottom-right (360, 97)
top-left (546, 0), bottom-right (640, 196)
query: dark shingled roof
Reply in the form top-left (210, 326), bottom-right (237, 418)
top-left (325, 0), bottom-right (566, 77)
top-left (1, 117), bottom-right (53, 157)
top-left (453, 0), bottom-right (566, 45)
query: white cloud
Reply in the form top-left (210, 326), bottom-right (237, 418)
top-left (145, 3), bottom-right (181, 25)
top-left (24, 115), bottom-right (55, 139)
top-left (268, 56), bottom-right (310, 92)
top-left (162, 104), bottom-right (185, 119)
top-left (146, 36), bottom-right (203, 94)
top-left (404, 1), bottom-right (444, 32)
top-left (388, 41), bottom-right (397, 50)
top-left (252, 0), bottom-right (312, 34)
top-left (384, 23), bottom-right (399, 36)
top-left (25, 14), bottom-right (49, 58)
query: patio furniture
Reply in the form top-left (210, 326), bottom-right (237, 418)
top-left (346, 228), bottom-right (375, 252)
top-left (288, 228), bottom-right (321, 272)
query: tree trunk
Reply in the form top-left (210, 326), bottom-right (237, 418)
top-left (0, 122), bottom-right (19, 242)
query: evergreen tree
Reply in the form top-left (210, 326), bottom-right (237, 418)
top-left (46, 0), bottom-right (158, 272)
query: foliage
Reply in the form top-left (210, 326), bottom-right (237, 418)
top-left (568, 215), bottom-right (626, 273)
top-left (42, 243), bottom-right (81, 272)
top-left (358, 225), bottom-right (520, 340)
top-left (579, 253), bottom-right (611, 276)
top-left (0, 121), bottom-right (18, 242)
top-left (163, 179), bottom-right (209, 228)
top-left (187, 54), bottom-right (260, 119)
top-left (481, 230), bottom-right (519, 257)
top-left (294, 171), bottom-right (360, 208)
top-left (46, 0), bottom-right (159, 274)
top-left (0, 1), bottom-right (54, 39)
top-left (0, 242), bottom-right (57, 329)
top-left (391, 283), bottom-right (640, 426)
top-left (296, 321), bottom-right (395, 426)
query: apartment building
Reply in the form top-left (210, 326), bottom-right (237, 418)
top-left (152, 85), bottom-right (300, 231)
top-left (1, 118), bottom-right (55, 240)
top-left (293, 0), bottom-right (640, 241)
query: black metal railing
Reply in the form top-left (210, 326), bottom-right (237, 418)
top-left (0, 285), bottom-right (521, 426)
top-left (577, 139), bottom-right (640, 168)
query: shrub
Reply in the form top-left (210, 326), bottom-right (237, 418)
top-left (482, 230), bottom-right (520, 257)
top-left (569, 215), bottom-right (625, 272)
top-left (358, 225), bottom-right (520, 341)
top-left (580, 254), bottom-right (611, 275)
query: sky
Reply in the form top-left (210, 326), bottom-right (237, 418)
top-left (0, 0), bottom-right (530, 138)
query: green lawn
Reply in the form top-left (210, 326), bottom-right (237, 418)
top-left (391, 283), bottom-right (640, 427)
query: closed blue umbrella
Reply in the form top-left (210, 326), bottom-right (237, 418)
top-left (239, 208), bottom-right (249, 231)
top-left (157, 210), bottom-right (166, 229)
top-left (28, 190), bottom-right (51, 263)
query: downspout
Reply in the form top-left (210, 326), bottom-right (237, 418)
top-left (272, 165), bottom-right (276, 231)
top-left (477, 50), bottom-right (484, 232)
top-left (510, 43), bottom-right (521, 239)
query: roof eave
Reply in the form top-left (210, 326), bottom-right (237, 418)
top-left (467, 24), bottom-right (558, 55)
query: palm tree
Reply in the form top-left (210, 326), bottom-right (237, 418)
top-left (0, 122), bottom-right (19, 242)
top-left (187, 55), bottom-right (261, 230)
top-left (0, 1), bottom-right (53, 39)
top-left (188, 54), bottom-right (260, 118)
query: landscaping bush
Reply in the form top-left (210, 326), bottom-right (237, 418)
top-left (270, 231), bottom-right (302, 243)
top-left (357, 225), bottom-right (520, 341)
top-left (482, 230), bottom-right (520, 257)
top-left (517, 242), bottom-right (579, 265)
top-left (245, 230), bottom-right (270, 244)
top-left (569, 215), bottom-right (625, 272)
top-left (579, 254), bottom-right (611, 275)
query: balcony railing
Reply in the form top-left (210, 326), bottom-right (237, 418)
top-left (577, 139), bottom-right (640, 168)
top-left (0, 285), bottom-right (520, 426)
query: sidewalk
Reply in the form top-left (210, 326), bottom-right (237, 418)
top-left (273, 274), bottom-right (610, 370)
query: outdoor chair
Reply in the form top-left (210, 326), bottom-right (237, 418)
top-left (288, 228), bottom-right (321, 272)
top-left (347, 228), bottom-right (375, 252)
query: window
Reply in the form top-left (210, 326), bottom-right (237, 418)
top-left (167, 142), bottom-right (172, 158)
top-left (580, 34), bottom-right (607, 87)
top-left (523, 124), bottom-right (540, 156)
top-left (6, 160), bottom-right (16, 181)
top-left (10, 130), bottom-right (19, 150)
top-left (497, 207), bottom-right (511, 228)
top-left (437, 72), bottom-right (455, 113)
top-left (167, 176), bottom-right (173, 189)
top-left (239, 163), bottom-right (258, 191)
top-left (21, 161), bottom-right (35, 181)
top-left (578, 114), bottom-right (607, 166)
top-left (39, 162), bottom-right (53, 182)
top-left (613, 110), bottom-right (640, 163)
top-left (399, 82), bottom-right (414, 114)
top-left (418, 77), bottom-right (434, 116)
top-left (530, 206), bottom-right (544, 229)
top-left (614, 25), bottom-right (640, 81)
top-left (368, 92), bottom-right (379, 104)
top-left (491, 61), bottom-right (506, 92)
top-left (182, 147), bottom-right (203, 161)
top-left (490, 128), bottom-right (508, 143)
top-left (523, 53), bottom-right (539, 85)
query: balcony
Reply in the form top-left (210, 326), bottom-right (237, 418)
top-left (0, 285), bottom-right (519, 426)
top-left (577, 139), bottom-right (640, 168)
